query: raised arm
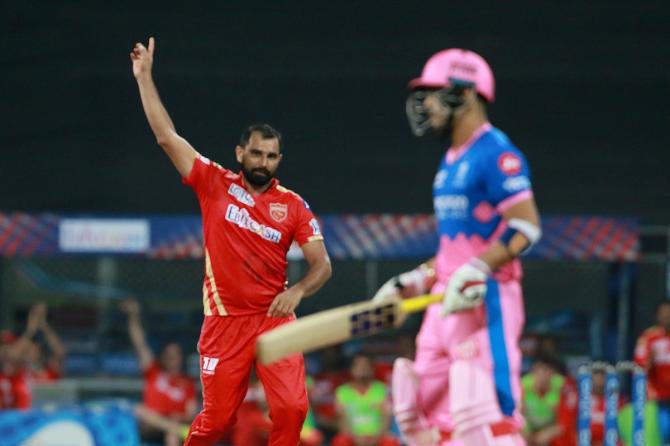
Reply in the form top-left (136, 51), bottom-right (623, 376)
top-left (267, 240), bottom-right (332, 318)
top-left (39, 304), bottom-right (67, 373)
top-left (120, 299), bottom-right (154, 370)
top-left (131, 37), bottom-right (198, 178)
top-left (4, 304), bottom-right (43, 362)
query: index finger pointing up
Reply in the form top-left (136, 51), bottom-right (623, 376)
top-left (148, 37), bottom-right (155, 54)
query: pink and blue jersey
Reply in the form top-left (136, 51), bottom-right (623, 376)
top-left (432, 122), bottom-right (533, 285)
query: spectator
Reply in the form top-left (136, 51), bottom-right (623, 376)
top-left (312, 346), bottom-right (350, 432)
top-left (585, 370), bottom-right (610, 446)
top-left (121, 299), bottom-right (196, 446)
top-left (556, 368), bottom-right (626, 446)
top-left (635, 300), bottom-right (670, 443)
top-left (23, 304), bottom-right (66, 382)
top-left (332, 353), bottom-right (399, 446)
top-left (0, 344), bottom-right (31, 410)
top-left (521, 355), bottom-right (566, 446)
top-left (0, 304), bottom-right (51, 410)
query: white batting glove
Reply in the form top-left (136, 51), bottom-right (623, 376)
top-left (372, 264), bottom-right (434, 302)
top-left (441, 259), bottom-right (491, 316)
top-left (372, 276), bottom-right (402, 302)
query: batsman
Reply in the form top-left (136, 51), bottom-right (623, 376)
top-left (374, 49), bottom-right (541, 446)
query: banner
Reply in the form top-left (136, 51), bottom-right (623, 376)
top-left (0, 212), bottom-right (639, 261)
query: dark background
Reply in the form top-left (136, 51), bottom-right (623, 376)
top-left (3, 0), bottom-right (669, 222)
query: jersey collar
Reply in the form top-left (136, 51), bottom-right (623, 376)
top-left (445, 122), bottom-right (492, 164)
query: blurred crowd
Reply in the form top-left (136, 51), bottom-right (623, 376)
top-left (3, 299), bottom-right (670, 446)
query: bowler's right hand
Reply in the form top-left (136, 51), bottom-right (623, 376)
top-left (130, 37), bottom-right (155, 79)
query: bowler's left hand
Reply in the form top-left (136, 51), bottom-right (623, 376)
top-left (268, 287), bottom-right (304, 318)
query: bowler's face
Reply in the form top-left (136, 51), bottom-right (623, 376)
top-left (237, 132), bottom-right (282, 186)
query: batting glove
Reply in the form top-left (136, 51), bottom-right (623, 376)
top-left (441, 259), bottom-right (491, 316)
top-left (372, 264), bottom-right (434, 302)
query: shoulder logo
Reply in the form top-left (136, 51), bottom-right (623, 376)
top-left (309, 218), bottom-right (322, 236)
top-left (498, 152), bottom-right (522, 176)
top-left (269, 203), bottom-right (288, 223)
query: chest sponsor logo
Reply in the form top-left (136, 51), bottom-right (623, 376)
top-left (503, 175), bottom-right (530, 192)
top-left (155, 374), bottom-right (187, 400)
top-left (269, 203), bottom-right (288, 223)
top-left (652, 338), bottom-right (670, 364)
top-left (202, 357), bottom-right (219, 376)
top-left (498, 152), bottom-right (522, 176)
top-left (225, 204), bottom-right (282, 243)
top-left (434, 194), bottom-right (469, 219)
top-left (228, 183), bottom-right (255, 207)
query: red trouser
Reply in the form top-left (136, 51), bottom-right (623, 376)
top-left (183, 314), bottom-right (308, 446)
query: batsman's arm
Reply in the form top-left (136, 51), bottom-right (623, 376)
top-left (131, 37), bottom-right (198, 178)
top-left (372, 257), bottom-right (436, 302)
top-left (478, 197), bottom-right (540, 270)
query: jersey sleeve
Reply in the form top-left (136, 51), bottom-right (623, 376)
top-left (182, 155), bottom-right (227, 199)
top-left (483, 146), bottom-right (534, 212)
top-left (293, 198), bottom-right (324, 246)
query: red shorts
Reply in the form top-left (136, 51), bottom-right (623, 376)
top-left (184, 313), bottom-right (308, 446)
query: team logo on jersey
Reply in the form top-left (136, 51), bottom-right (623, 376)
top-left (202, 357), bottom-right (219, 375)
top-left (269, 203), bottom-right (288, 222)
top-left (498, 152), bottom-right (522, 176)
top-left (228, 183), bottom-right (255, 207)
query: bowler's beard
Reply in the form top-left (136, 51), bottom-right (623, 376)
top-left (241, 164), bottom-right (274, 186)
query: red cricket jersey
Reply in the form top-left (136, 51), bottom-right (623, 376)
top-left (28, 365), bottom-right (60, 383)
top-left (143, 362), bottom-right (196, 418)
top-left (0, 370), bottom-right (31, 410)
top-left (183, 156), bottom-right (324, 316)
top-left (635, 326), bottom-right (670, 400)
top-left (556, 379), bottom-right (622, 446)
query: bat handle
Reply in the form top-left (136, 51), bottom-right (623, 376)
top-left (400, 294), bottom-right (442, 313)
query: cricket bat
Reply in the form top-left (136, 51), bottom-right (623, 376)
top-left (256, 294), bottom-right (441, 365)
